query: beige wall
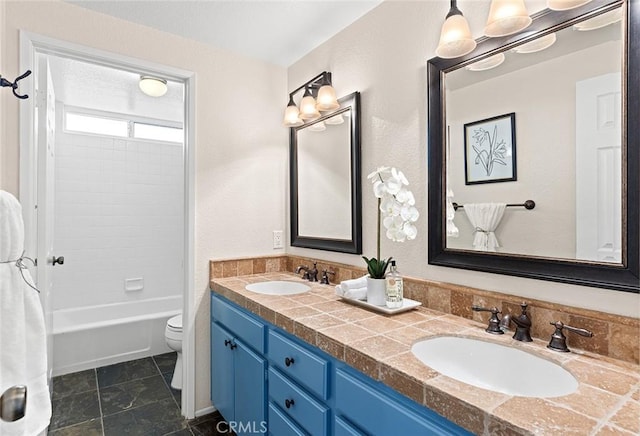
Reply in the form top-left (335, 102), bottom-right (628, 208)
top-left (1, 0), bottom-right (287, 412)
top-left (287, 1), bottom-right (638, 317)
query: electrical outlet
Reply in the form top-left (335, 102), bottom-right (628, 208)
top-left (273, 230), bottom-right (284, 249)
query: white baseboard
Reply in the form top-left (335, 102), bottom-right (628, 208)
top-left (195, 405), bottom-right (217, 418)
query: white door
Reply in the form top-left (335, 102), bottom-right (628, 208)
top-left (575, 73), bottom-right (622, 263)
top-left (35, 56), bottom-right (58, 384)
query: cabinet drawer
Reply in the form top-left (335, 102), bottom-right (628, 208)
top-left (268, 403), bottom-right (306, 436)
top-left (268, 367), bottom-right (328, 436)
top-left (335, 369), bottom-right (469, 435)
top-left (335, 417), bottom-right (365, 436)
top-left (212, 295), bottom-right (265, 353)
top-left (268, 330), bottom-right (328, 400)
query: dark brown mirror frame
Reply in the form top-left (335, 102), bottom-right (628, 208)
top-left (290, 91), bottom-right (362, 254)
top-left (427, 0), bottom-right (638, 293)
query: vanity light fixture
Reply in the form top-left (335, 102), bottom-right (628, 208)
top-left (308, 121), bottom-right (327, 132)
top-left (484, 0), bottom-right (532, 37)
top-left (547, 0), bottom-right (592, 11)
top-left (139, 75), bottom-right (168, 97)
top-left (513, 33), bottom-right (557, 53)
top-left (436, 0), bottom-right (476, 59)
top-left (283, 71), bottom-right (339, 127)
top-left (465, 52), bottom-right (506, 71)
top-left (573, 7), bottom-right (622, 31)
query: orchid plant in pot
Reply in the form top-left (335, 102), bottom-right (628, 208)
top-left (363, 167), bottom-right (419, 305)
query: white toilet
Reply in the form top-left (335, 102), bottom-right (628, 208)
top-left (165, 314), bottom-right (183, 390)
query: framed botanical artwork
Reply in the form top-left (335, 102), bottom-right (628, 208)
top-left (464, 112), bottom-right (517, 185)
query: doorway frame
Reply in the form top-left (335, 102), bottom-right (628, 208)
top-left (19, 31), bottom-right (197, 418)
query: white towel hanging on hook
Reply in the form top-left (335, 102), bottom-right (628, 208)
top-left (463, 203), bottom-right (507, 252)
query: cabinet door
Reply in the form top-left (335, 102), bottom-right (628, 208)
top-left (234, 340), bottom-right (267, 435)
top-left (211, 322), bottom-right (235, 423)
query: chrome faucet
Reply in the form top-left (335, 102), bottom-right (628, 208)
top-left (547, 321), bottom-right (593, 352)
top-left (500, 302), bottom-right (533, 342)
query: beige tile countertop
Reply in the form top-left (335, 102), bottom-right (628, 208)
top-left (210, 272), bottom-right (640, 436)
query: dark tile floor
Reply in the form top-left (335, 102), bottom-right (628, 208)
top-left (48, 353), bottom-right (226, 436)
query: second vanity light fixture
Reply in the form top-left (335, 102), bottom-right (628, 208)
top-left (283, 71), bottom-right (340, 127)
top-left (436, 0), bottom-right (594, 58)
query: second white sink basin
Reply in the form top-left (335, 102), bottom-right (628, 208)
top-left (411, 336), bottom-right (578, 398)
top-left (245, 281), bottom-right (311, 296)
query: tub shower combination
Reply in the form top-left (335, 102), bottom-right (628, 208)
top-left (51, 295), bottom-right (181, 376)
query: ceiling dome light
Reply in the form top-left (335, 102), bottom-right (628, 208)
top-left (299, 88), bottom-right (321, 121)
top-left (436, 0), bottom-right (476, 59)
top-left (484, 0), bottom-right (532, 37)
top-left (283, 96), bottom-right (303, 127)
top-left (139, 76), bottom-right (168, 97)
top-left (466, 53), bottom-right (506, 71)
top-left (547, 0), bottom-right (592, 11)
top-left (513, 33), bottom-right (557, 53)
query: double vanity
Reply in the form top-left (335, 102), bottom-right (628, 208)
top-left (210, 271), bottom-right (639, 435)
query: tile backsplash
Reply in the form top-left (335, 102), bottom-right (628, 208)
top-left (210, 255), bottom-right (639, 364)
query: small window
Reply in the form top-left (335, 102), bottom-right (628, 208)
top-left (65, 113), bottom-right (128, 137)
top-left (133, 123), bottom-right (183, 143)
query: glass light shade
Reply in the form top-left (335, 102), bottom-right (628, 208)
top-left (139, 76), bottom-right (168, 97)
top-left (547, 0), bottom-right (592, 11)
top-left (324, 113), bottom-right (344, 125)
top-left (283, 101), bottom-right (303, 127)
top-left (484, 0), bottom-right (532, 37)
top-left (436, 14), bottom-right (477, 59)
top-left (573, 8), bottom-right (622, 31)
top-left (308, 121), bottom-right (326, 132)
top-left (299, 93), bottom-right (321, 121)
top-left (465, 53), bottom-right (506, 71)
top-left (316, 84), bottom-right (340, 111)
top-left (513, 33), bottom-right (557, 53)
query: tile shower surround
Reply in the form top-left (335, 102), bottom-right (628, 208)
top-left (210, 255), bottom-right (639, 365)
top-left (211, 271), bottom-right (640, 435)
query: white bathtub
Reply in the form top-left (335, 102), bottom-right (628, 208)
top-left (52, 296), bottom-right (181, 376)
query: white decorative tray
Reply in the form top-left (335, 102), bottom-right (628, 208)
top-left (338, 296), bottom-right (422, 315)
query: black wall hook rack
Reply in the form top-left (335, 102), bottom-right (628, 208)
top-left (1, 70), bottom-right (32, 99)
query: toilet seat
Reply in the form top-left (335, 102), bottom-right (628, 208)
top-left (167, 314), bottom-right (182, 331)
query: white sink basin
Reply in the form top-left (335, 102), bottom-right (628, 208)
top-left (411, 336), bottom-right (578, 398)
top-left (245, 281), bottom-right (311, 295)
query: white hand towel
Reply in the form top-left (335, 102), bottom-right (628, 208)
top-left (334, 285), bottom-right (344, 297)
top-left (343, 287), bottom-right (367, 301)
top-left (0, 191), bottom-right (51, 436)
top-left (339, 275), bottom-right (368, 294)
top-left (463, 203), bottom-right (507, 252)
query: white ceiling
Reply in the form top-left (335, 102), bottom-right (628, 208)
top-left (65, 0), bottom-right (384, 67)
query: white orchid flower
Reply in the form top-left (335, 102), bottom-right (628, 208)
top-left (404, 223), bottom-right (418, 240)
top-left (367, 166), bottom-right (391, 180)
top-left (372, 180), bottom-right (386, 198)
top-left (384, 177), bottom-right (402, 195)
top-left (380, 197), bottom-right (401, 216)
top-left (401, 205), bottom-right (420, 222)
top-left (392, 167), bottom-right (409, 185)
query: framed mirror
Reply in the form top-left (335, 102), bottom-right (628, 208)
top-left (290, 91), bottom-right (362, 253)
top-left (427, 0), bottom-right (638, 292)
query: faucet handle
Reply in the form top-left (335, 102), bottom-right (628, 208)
top-left (320, 269), bottom-right (335, 285)
top-left (547, 321), bottom-right (594, 352)
top-left (471, 305), bottom-right (504, 335)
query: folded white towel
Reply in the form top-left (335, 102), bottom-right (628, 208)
top-left (343, 286), bottom-right (367, 301)
top-left (0, 191), bottom-right (51, 436)
top-left (339, 275), bottom-right (368, 294)
top-left (334, 285), bottom-right (344, 297)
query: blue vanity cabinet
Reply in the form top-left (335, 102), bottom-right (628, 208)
top-left (211, 293), bottom-right (471, 436)
top-left (211, 295), bottom-right (267, 434)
